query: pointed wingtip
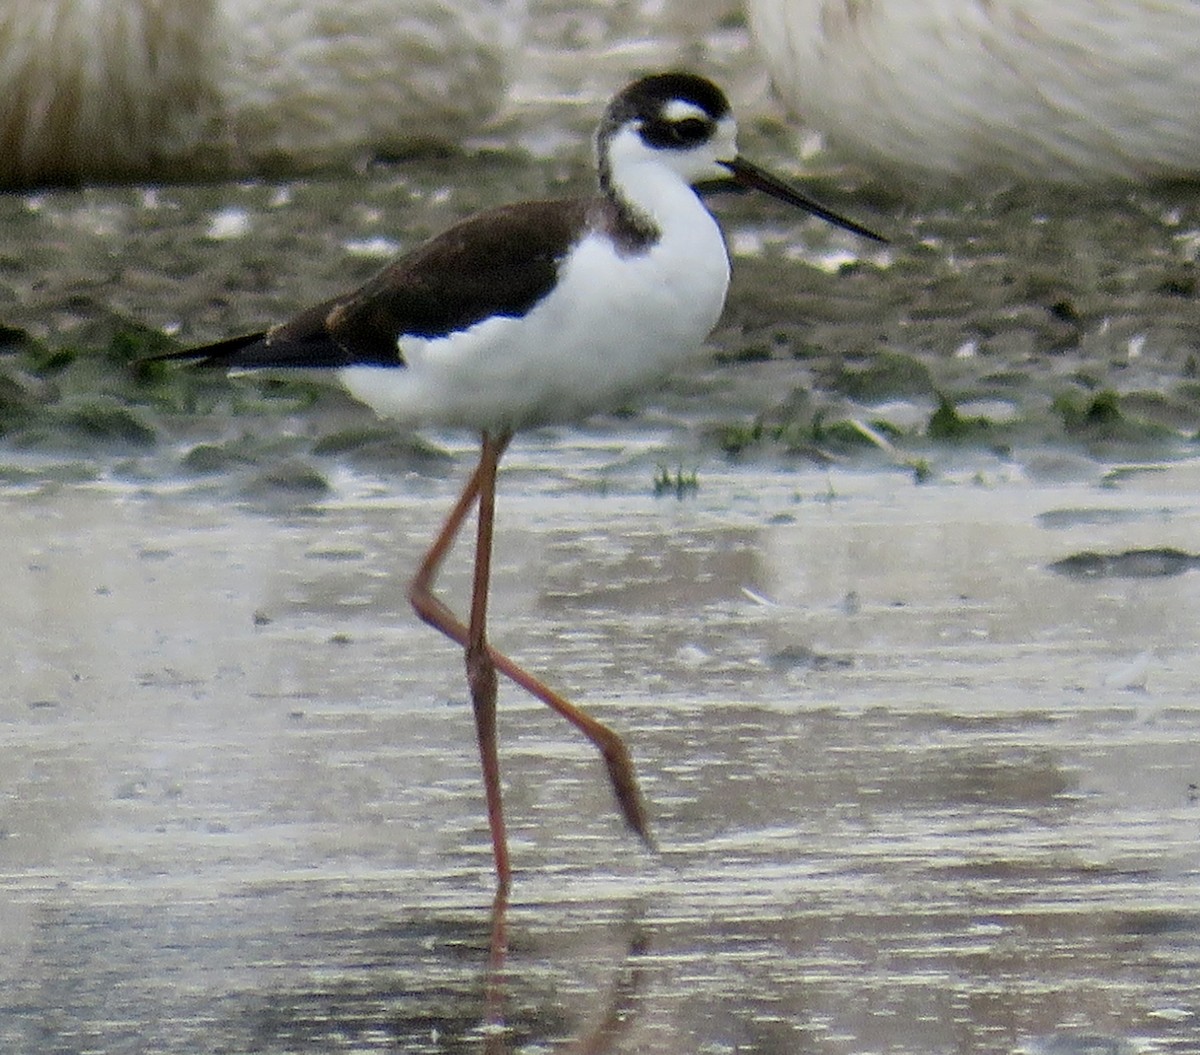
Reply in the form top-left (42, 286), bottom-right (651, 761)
top-left (140, 331), bottom-right (270, 368)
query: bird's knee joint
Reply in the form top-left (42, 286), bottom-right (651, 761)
top-left (465, 642), bottom-right (497, 703)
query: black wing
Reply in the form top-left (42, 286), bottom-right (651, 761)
top-left (153, 197), bottom-right (597, 370)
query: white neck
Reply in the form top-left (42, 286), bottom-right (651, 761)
top-left (603, 126), bottom-right (708, 231)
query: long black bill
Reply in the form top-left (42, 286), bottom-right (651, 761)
top-left (720, 156), bottom-right (887, 244)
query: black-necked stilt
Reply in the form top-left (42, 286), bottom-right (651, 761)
top-left (155, 72), bottom-right (884, 889)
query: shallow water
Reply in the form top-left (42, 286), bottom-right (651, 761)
top-left (4, 15), bottom-right (1200, 1050)
top-left (1, 436), bottom-right (1198, 1053)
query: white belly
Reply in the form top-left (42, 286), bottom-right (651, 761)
top-left (340, 201), bottom-right (730, 431)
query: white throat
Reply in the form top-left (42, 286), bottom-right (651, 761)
top-left (604, 125), bottom-right (709, 232)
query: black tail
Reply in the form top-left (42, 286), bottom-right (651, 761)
top-left (149, 296), bottom-right (404, 371)
top-left (147, 331), bottom-right (271, 368)
top-left (145, 328), bottom-right (375, 370)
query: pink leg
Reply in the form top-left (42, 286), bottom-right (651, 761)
top-left (463, 433), bottom-right (508, 887)
top-left (407, 433), bottom-right (654, 887)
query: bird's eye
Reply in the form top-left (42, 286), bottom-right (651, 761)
top-left (670, 118), bottom-right (709, 144)
top-left (640, 114), bottom-right (711, 150)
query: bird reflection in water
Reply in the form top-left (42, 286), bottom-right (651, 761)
top-left (244, 891), bottom-right (650, 1051)
top-left (482, 888), bottom-right (649, 1053)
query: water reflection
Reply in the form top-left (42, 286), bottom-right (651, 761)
top-left (235, 890), bottom-right (649, 1053)
top-left (3, 457), bottom-right (1200, 1051)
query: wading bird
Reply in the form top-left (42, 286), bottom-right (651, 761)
top-left (155, 72), bottom-right (884, 889)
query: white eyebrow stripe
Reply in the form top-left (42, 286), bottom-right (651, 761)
top-left (662, 99), bottom-right (710, 123)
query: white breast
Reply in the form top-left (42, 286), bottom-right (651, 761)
top-left (340, 187), bottom-right (731, 432)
